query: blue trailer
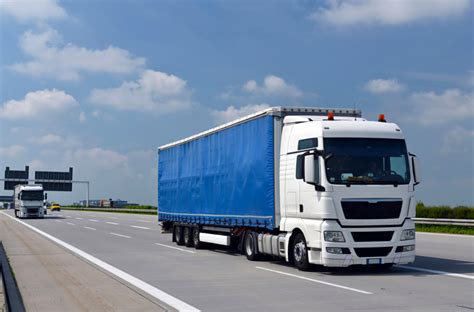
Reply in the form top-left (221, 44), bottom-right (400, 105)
top-left (158, 114), bottom-right (277, 230)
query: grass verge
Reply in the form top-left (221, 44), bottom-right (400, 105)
top-left (416, 224), bottom-right (474, 235)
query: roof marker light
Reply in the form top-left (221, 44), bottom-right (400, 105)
top-left (378, 114), bottom-right (386, 122)
top-left (327, 112), bottom-right (335, 120)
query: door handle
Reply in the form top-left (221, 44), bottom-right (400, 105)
top-left (299, 204), bottom-right (304, 213)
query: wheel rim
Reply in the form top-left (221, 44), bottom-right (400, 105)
top-left (245, 235), bottom-right (254, 256)
top-left (293, 241), bottom-right (305, 263)
top-left (175, 227), bottom-right (181, 241)
top-left (193, 229), bottom-right (199, 244)
top-left (184, 228), bottom-right (189, 242)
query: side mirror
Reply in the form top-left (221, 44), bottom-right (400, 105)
top-left (411, 154), bottom-right (421, 185)
top-left (303, 154), bottom-right (325, 191)
top-left (44, 193), bottom-right (48, 200)
top-left (18, 194), bottom-right (21, 200)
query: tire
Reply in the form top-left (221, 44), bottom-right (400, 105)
top-left (184, 226), bottom-right (193, 247)
top-left (244, 231), bottom-right (259, 261)
top-left (174, 226), bottom-right (184, 245)
top-left (193, 227), bottom-right (202, 249)
top-left (292, 233), bottom-right (310, 271)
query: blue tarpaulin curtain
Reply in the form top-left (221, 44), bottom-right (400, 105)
top-left (158, 116), bottom-right (275, 229)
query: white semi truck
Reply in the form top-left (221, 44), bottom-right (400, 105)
top-left (14, 184), bottom-right (47, 218)
top-left (158, 107), bottom-right (421, 270)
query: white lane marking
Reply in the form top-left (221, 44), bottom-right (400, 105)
top-left (66, 222), bottom-right (76, 226)
top-left (131, 225), bottom-right (150, 230)
top-left (256, 267), bottom-right (373, 295)
top-left (136, 220), bottom-right (151, 223)
top-left (89, 219), bottom-right (99, 222)
top-left (75, 217), bottom-right (83, 220)
top-left (0, 211), bottom-right (199, 312)
top-left (106, 222), bottom-right (119, 225)
top-left (398, 265), bottom-right (474, 280)
top-left (110, 232), bottom-right (131, 239)
top-left (155, 243), bottom-right (195, 254)
top-left (416, 232), bottom-right (474, 239)
top-left (55, 220), bottom-right (62, 223)
top-left (84, 226), bottom-right (96, 231)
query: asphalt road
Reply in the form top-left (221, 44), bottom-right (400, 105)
top-left (2, 209), bottom-right (473, 311)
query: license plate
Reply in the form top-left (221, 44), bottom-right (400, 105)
top-left (367, 258), bottom-right (382, 265)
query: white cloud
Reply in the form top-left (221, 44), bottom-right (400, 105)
top-left (0, 145), bottom-right (25, 157)
top-left (79, 112), bottom-right (86, 123)
top-left (0, 0), bottom-right (67, 22)
top-left (89, 70), bottom-right (192, 113)
top-left (365, 78), bottom-right (404, 94)
top-left (441, 127), bottom-right (474, 155)
top-left (311, 0), bottom-right (470, 27)
top-left (243, 75), bottom-right (303, 98)
top-left (0, 89), bottom-right (77, 120)
top-left (410, 89), bottom-right (473, 124)
top-left (69, 148), bottom-right (128, 170)
top-left (211, 103), bottom-right (270, 124)
top-left (10, 28), bottom-right (145, 80)
top-left (36, 134), bottom-right (62, 145)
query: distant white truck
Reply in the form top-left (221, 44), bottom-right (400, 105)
top-left (14, 184), bottom-right (46, 218)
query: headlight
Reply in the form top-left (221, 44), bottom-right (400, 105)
top-left (324, 231), bottom-right (345, 242)
top-left (401, 229), bottom-right (415, 241)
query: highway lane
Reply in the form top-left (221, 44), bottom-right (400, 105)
top-left (3, 209), bottom-right (473, 311)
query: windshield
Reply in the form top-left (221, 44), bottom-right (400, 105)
top-left (324, 138), bottom-right (410, 185)
top-left (20, 190), bottom-right (44, 200)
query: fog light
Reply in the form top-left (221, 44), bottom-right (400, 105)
top-left (396, 245), bottom-right (415, 253)
top-left (326, 247), bottom-right (351, 254)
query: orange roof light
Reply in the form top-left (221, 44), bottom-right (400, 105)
top-left (327, 112), bottom-right (335, 120)
top-left (378, 114), bottom-right (386, 122)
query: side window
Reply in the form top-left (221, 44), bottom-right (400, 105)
top-left (296, 155), bottom-right (304, 179)
top-left (298, 138), bottom-right (318, 150)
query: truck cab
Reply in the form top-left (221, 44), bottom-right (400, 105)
top-left (280, 113), bottom-right (420, 267)
top-left (14, 184), bottom-right (46, 218)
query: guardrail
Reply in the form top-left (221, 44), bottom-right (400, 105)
top-left (60, 208), bottom-right (473, 226)
top-left (413, 218), bottom-right (474, 227)
top-left (0, 242), bottom-right (26, 312)
top-left (61, 207), bottom-right (157, 214)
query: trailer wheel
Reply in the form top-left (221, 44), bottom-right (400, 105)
top-left (174, 226), bottom-right (184, 245)
top-left (292, 233), bottom-right (310, 271)
top-left (184, 226), bottom-right (193, 247)
top-left (192, 227), bottom-right (202, 249)
top-left (244, 231), bottom-right (259, 261)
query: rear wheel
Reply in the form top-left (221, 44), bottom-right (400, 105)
top-left (244, 231), bottom-right (259, 261)
top-left (292, 233), bottom-right (310, 271)
top-left (192, 227), bottom-right (202, 249)
top-left (184, 226), bottom-right (193, 247)
top-left (174, 226), bottom-right (184, 245)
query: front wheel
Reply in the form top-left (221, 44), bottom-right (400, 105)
top-left (292, 233), bottom-right (310, 271)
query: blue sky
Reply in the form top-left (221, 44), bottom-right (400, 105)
top-left (0, 0), bottom-right (473, 206)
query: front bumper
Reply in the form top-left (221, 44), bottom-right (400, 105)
top-left (309, 219), bottom-right (416, 267)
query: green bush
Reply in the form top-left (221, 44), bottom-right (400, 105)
top-left (416, 202), bottom-right (474, 219)
top-left (125, 205), bottom-right (156, 210)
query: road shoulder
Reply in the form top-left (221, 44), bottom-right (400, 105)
top-left (0, 211), bottom-right (166, 312)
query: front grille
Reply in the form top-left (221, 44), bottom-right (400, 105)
top-left (351, 231), bottom-right (394, 242)
top-left (354, 247), bottom-right (392, 257)
top-left (341, 200), bottom-right (402, 219)
top-left (27, 208), bottom-right (39, 214)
